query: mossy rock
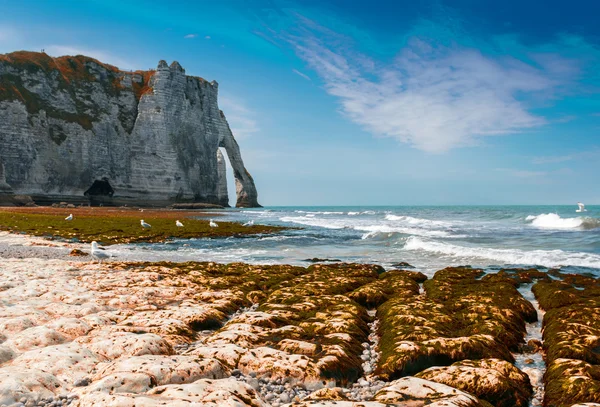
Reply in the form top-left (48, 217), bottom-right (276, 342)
top-left (416, 358), bottom-right (533, 407)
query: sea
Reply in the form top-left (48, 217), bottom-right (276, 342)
top-left (108, 205), bottom-right (600, 276)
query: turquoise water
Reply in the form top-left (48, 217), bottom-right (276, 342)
top-left (112, 205), bottom-right (600, 276)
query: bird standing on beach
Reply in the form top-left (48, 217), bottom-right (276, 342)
top-left (65, 214), bottom-right (73, 221)
top-left (576, 202), bottom-right (587, 213)
top-left (242, 220), bottom-right (254, 227)
top-left (176, 220), bottom-right (184, 227)
top-left (140, 219), bottom-right (152, 228)
top-left (91, 241), bottom-right (110, 263)
top-left (209, 219), bottom-right (218, 228)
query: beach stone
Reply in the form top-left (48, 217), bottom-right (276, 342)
top-left (0, 316), bottom-right (37, 335)
top-left (74, 330), bottom-right (173, 359)
top-left (94, 355), bottom-right (228, 386)
top-left (304, 387), bottom-right (348, 401)
top-left (0, 345), bottom-right (16, 364)
top-left (3, 326), bottom-right (67, 352)
top-left (77, 372), bottom-right (154, 395)
top-left (76, 378), bottom-right (266, 406)
top-left (186, 343), bottom-right (247, 369)
top-left (277, 339), bottom-right (317, 356)
top-left (237, 347), bottom-right (320, 387)
top-left (374, 376), bottom-right (486, 406)
top-left (10, 343), bottom-right (101, 384)
top-left (416, 358), bottom-right (533, 407)
top-left (46, 318), bottom-right (92, 338)
top-left (0, 367), bottom-right (63, 405)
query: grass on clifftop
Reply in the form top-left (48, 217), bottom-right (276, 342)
top-left (0, 207), bottom-right (286, 245)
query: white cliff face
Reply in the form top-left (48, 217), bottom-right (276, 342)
top-left (0, 52), bottom-right (260, 207)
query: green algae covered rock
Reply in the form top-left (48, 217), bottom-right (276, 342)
top-left (416, 358), bottom-right (533, 407)
top-left (376, 267), bottom-right (533, 379)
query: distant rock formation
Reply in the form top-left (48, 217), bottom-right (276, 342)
top-left (0, 51), bottom-right (261, 207)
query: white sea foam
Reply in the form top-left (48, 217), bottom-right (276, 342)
top-left (404, 236), bottom-right (600, 269)
top-left (385, 214), bottom-right (453, 227)
top-left (526, 213), bottom-right (600, 230)
top-left (280, 216), bottom-right (456, 238)
top-left (347, 212), bottom-right (360, 216)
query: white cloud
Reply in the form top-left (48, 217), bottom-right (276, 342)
top-left (184, 34), bottom-right (197, 39)
top-left (205, 35), bottom-right (211, 40)
top-left (219, 95), bottom-right (259, 139)
top-left (287, 21), bottom-right (580, 153)
top-left (44, 45), bottom-right (135, 70)
top-left (292, 68), bottom-right (311, 81)
top-left (531, 148), bottom-right (600, 164)
top-left (496, 168), bottom-right (548, 178)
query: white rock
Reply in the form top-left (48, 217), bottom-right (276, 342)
top-left (94, 355), bottom-right (227, 386)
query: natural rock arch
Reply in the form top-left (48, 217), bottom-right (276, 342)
top-left (217, 112), bottom-right (261, 208)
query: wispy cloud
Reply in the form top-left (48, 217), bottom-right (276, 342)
top-left (184, 34), bottom-right (197, 39)
top-left (219, 95), bottom-right (259, 139)
top-left (205, 35), bottom-right (211, 40)
top-left (496, 168), bottom-right (548, 178)
top-left (531, 148), bottom-right (600, 164)
top-left (292, 68), bottom-right (311, 81)
top-left (282, 17), bottom-right (583, 153)
top-left (44, 45), bottom-right (135, 70)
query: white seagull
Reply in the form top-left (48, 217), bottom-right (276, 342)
top-left (65, 214), bottom-right (73, 221)
top-left (176, 220), bottom-right (184, 227)
top-left (209, 219), bottom-right (218, 228)
top-left (91, 241), bottom-right (110, 263)
top-left (140, 219), bottom-right (152, 228)
top-left (576, 202), bottom-right (587, 213)
top-left (242, 220), bottom-right (254, 227)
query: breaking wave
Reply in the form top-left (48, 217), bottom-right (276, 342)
top-left (526, 213), bottom-right (600, 230)
top-left (404, 236), bottom-right (600, 269)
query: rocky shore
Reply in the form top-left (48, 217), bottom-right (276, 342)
top-left (1, 233), bottom-right (599, 407)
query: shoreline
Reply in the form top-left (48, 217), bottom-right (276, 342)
top-left (1, 233), bottom-right (600, 406)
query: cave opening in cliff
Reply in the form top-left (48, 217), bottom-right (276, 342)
top-left (84, 178), bottom-right (115, 197)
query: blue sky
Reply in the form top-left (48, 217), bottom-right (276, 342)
top-left (1, 0), bottom-right (599, 205)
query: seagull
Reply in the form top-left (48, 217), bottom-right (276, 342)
top-left (65, 214), bottom-right (73, 221)
top-left (140, 219), bottom-right (152, 228)
top-left (176, 220), bottom-right (184, 227)
top-left (576, 202), bottom-right (587, 213)
top-left (91, 241), bottom-right (110, 263)
top-left (209, 219), bottom-right (218, 228)
top-left (242, 220), bottom-right (254, 227)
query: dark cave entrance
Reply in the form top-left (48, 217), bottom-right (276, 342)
top-left (84, 178), bottom-right (114, 205)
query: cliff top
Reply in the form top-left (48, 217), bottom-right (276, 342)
top-left (0, 50), bottom-right (209, 88)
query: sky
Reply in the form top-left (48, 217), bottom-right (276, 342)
top-left (1, 0), bottom-right (600, 205)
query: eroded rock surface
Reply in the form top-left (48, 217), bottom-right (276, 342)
top-left (2, 255), bottom-right (592, 407)
top-left (532, 272), bottom-right (600, 407)
top-left (0, 51), bottom-right (260, 207)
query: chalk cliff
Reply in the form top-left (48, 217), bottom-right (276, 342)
top-left (0, 51), bottom-right (260, 207)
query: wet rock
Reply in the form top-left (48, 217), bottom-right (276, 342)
top-left (94, 355), bottom-right (228, 385)
top-left (391, 262), bottom-right (415, 269)
top-left (76, 378), bottom-right (265, 406)
top-left (0, 367), bottom-right (63, 405)
top-left (376, 267), bottom-right (534, 379)
top-left (374, 376), bottom-right (487, 406)
top-left (533, 275), bottom-right (600, 406)
top-left (74, 330), bottom-right (173, 359)
top-left (416, 358), bottom-right (532, 407)
top-left (10, 343), bottom-right (101, 384)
